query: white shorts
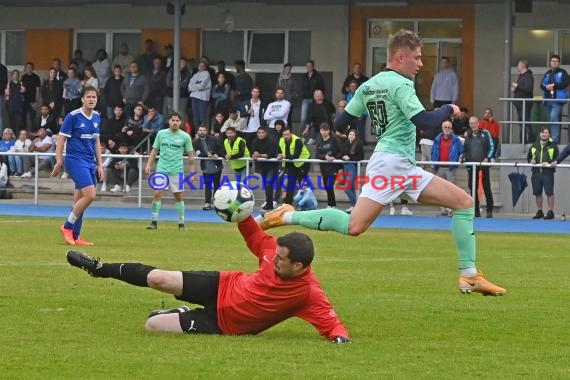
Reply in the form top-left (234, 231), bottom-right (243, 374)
top-left (168, 174), bottom-right (184, 193)
top-left (359, 152), bottom-right (434, 205)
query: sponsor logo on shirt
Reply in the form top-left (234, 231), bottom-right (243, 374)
top-left (80, 134), bottom-right (95, 139)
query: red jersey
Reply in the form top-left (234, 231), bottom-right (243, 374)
top-left (216, 217), bottom-right (349, 340)
top-left (480, 119), bottom-right (500, 139)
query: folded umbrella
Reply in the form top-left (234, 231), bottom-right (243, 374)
top-left (508, 172), bottom-right (528, 207)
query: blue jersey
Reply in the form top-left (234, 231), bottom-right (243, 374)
top-left (60, 108), bottom-right (101, 167)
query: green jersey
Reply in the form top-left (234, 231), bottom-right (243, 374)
top-left (345, 70), bottom-right (424, 164)
top-left (153, 129), bottom-right (193, 175)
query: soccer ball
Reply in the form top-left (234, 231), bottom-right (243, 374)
top-left (213, 181), bottom-right (255, 222)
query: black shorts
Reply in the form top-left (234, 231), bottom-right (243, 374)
top-left (174, 271), bottom-right (221, 334)
top-left (531, 173), bottom-right (554, 196)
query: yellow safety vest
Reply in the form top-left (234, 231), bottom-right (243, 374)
top-left (278, 134), bottom-right (310, 168)
top-left (224, 137), bottom-right (250, 170)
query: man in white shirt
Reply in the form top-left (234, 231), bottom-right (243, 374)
top-left (430, 56), bottom-right (459, 108)
top-left (264, 87), bottom-right (291, 130)
top-left (242, 86), bottom-right (265, 149)
top-left (23, 127), bottom-right (54, 176)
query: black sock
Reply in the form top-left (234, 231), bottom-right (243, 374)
top-left (95, 263), bottom-right (156, 287)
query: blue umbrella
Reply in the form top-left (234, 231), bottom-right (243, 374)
top-left (508, 172), bottom-right (528, 207)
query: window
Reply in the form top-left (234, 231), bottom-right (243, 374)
top-left (202, 31), bottom-right (245, 65)
top-left (201, 29), bottom-right (311, 68)
top-left (248, 32), bottom-right (285, 64)
top-left (0, 31), bottom-right (25, 66)
top-left (418, 21), bottom-right (462, 38)
top-left (369, 20), bottom-right (414, 39)
top-left (74, 30), bottom-right (141, 63)
top-left (512, 29), bottom-right (556, 67)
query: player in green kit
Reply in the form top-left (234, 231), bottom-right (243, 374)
top-left (258, 30), bottom-right (506, 296)
top-left (145, 112), bottom-right (195, 231)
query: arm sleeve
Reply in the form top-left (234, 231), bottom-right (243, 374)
top-left (272, 101), bottom-right (291, 120)
top-left (229, 140), bottom-right (246, 159)
top-left (333, 111), bottom-right (359, 135)
top-left (556, 143), bottom-right (570, 163)
top-left (485, 130), bottom-right (495, 159)
top-left (410, 105), bottom-right (454, 135)
top-left (59, 114), bottom-right (73, 137)
top-left (291, 139), bottom-right (303, 159)
top-left (141, 77), bottom-right (150, 102)
top-left (237, 216), bottom-right (276, 262)
top-left (295, 284), bottom-right (350, 341)
top-left (557, 70), bottom-right (569, 90)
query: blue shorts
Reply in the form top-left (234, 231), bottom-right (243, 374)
top-left (66, 159), bottom-right (97, 190)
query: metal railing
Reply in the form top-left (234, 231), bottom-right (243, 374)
top-left (3, 151), bottom-right (570, 210)
top-left (498, 97), bottom-right (570, 147)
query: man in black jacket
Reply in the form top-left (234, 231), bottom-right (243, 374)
top-left (0, 61), bottom-right (7, 133)
top-left (251, 126), bottom-right (279, 210)
top-left (461, 116), bottom-right (495, 218)
top-left (511, 59), bottom-right (534, 143)
top-left (194, 125), bottom-right (224, 210)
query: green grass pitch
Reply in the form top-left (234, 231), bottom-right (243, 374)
top-left (0, 216), bottom-right (568, 379)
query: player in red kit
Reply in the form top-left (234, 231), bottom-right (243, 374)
top-left (66, 216), bottom-right (350, 343)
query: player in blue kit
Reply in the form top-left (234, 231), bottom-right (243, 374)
top-left (52, 86), bottom-right (104, 246)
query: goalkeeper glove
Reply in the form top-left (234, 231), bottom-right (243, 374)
top-left (330, 336), bottom-right (351, 344)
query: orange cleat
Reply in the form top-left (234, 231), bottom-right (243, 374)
top-left (258, 204), bottom-right (294, 230)
top-left (74, 237), bottom-right (95, 246)
top-left (60, 225), bottom-right (76, 245)
top-left (458, 271), bottom-right (507, 296)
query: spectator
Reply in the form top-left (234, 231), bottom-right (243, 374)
top-left (511, 59), bottom-right (534, 143)
top-left (162, 43), bottom-right (174, 70)
top-left (112, 43), bottom-right (135, 73)
top-left (136, 39), bottom-right (162, 78)
top-left (479, 108), bottom-right (500, 159)
top-left (8, 130), bottom-right (32, 176)
top-left (341, 63), bottom-right (369, 95)
top-left (81, 66), bottom-right (99, 92)
top-left (294, 184), bottom-right (318, 211)
top-left (24, 126), bottom-right (54, 176)
top-left (62, 67), bottom-right (82, 116)
top-left (165, 58), bottom-right (191, 122)
top-left (71, 49), bottom-right (90, 79)
top-left (5, 69), bottom-right (26, 133)
top-left (103, 65), bottom-right (124, 119)
top-left (92, 49), bottom-right (111, 94)
top-left (527, 127), bottom-right (558, 220)
top-left (211, 72), bottom-right (231, 117)
top-left (221, 107), bottom-right (247, 135)
top-left (540, 54), bottom-right (569, 144)
top-left (251, 126), bottom-right (279, 211)
top-left (340, 129), bottom-right (364, 213)
top-left (21, 62), bottom-right (41, 130)
top-left (234, 59), bottom-right (254, 110)
top-left (304, 89), bottom-right (335, 145)
top-left (188, 61), bottom-right (212, 133)
top-left (277, 127), bottom-right (311, 205)
top-left (315, 123), bottom-right (342, 208)
top-left (121, 62), bottom-right (149, 117)
top-left (52, 58), bottom-right (67, 84)
top-left (100, 141), bottom-right (115, 192)
top-left (0, 156), bottom-right (8, 188)
top-left (241, 86), bottom-right (265, 150)
top-left (0, 128), bottom-right (16, 154)
top-left (264, 88), bottom-right (291, 130)
top-left (275, 63), bottom-right (298, 122)
top-left (32, 104), bottom-right (58, 137)
top-left (224, 126), bottom-right (249, 181)
top-left (101, 104), bottom-right (125, 146)
top-left (300, 60), bottom-right (326, 134)
top-left (461, 116), bottom-right (494, 218)
top-left (210, 112), bottom-right (225, 137)
top-left (107, 142), bottom-right (139, 193)
top-left (194, 124), bottom-right (224, 210)
top-left (431, 120), bottom-right (463, 216)
top-left (344, 81), bottom-right (366, 141)
top-left (0, 61), bottom-right (7, 133)
top-left (148, 58), bottom-right (167, 114)
top-left (430, 56), bottom-right (459, 108)
top-left (142, 105), bottom-right (165, 148)
top-left (41, 67), bottom-right (63, 120)
top-left (120, 103), bottom-right (144, 148)
top-left (216, 60), bottom-right (235, 90)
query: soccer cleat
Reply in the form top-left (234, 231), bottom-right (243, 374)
top-left (66, 250), bottom-right (101, 276)
top-left (148, 306), bottom-right (190, 319)
top-left (178, 223), bottom-right (185, 231)
top-left (146, 221), bottom-right (158, 230)
top-left (458, 272), bottom-right (507, 296)
top-left (258, 204), bottom-right (294, 230)
top-left (75, 237), bottom-right (95, 246)
top-left (60, 225), bottom-right (76, 245)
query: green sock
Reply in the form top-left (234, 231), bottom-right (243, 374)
top-left (175, 201), bottom-right (185, 224)
top-left (151, 200), bottom-right (161, 222)
top-left (451, 208), bottom-right (477, 269)
top-left (291, 208), bottom-right (350, 235)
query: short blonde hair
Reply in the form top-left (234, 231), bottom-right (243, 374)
top-left (388, 29), bottom-right (423, 60)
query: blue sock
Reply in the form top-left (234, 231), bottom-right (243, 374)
top-left (73, 214), bottom-right (83, 240)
